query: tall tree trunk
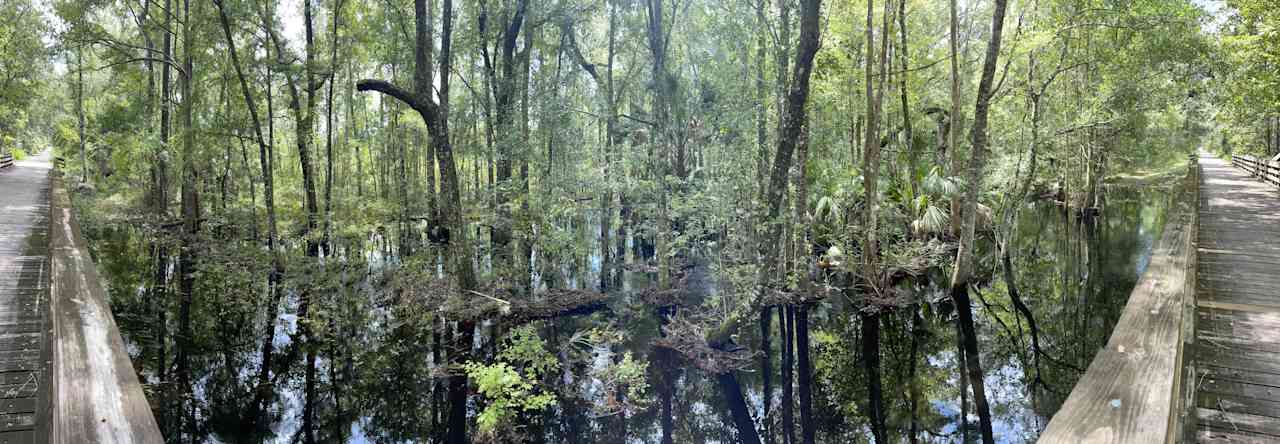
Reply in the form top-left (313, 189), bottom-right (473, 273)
top-left (153, 0), bottom-right (173, 436)
top-left (176, 0), bottom-right (199, 438)
top-left (956, 315), bottom-right (970, 441)
top-left (357, 0), bottom-right (475, 441)
top-left (898, 0), bottom-right (916, 202)
top-left (861, 311), bottom-right (885, 443)
top-left (703, 1), bottom-right (822, 441)
top-left (644, 0), bottom-right (674, 287)
top-left (861, 0), bottom-right (889, 439)
top-left (793, 98), bottom-right (815, 444)
top-left (755, 0), bottom-right (769, 208)
top-left (949, 0), bottom-right (1010, 442)
top-left (908, 307), bottom-right (924, 444)
top-left (781, 305), bottom-right (794, 444)
top-left (761, 305), bottom-right (773, 444)
top-left (77, 46), bottom-right (86, 182)
top-left (948, 0), bottom-right (962, 238)
top-left (479, 0), bottom-right (529, 274)
top-left (324, 0), bottom-right (344, 255)
top-left (260, 2), bottom-right (324, 439)
top-left (796, 305), bottom-right (814, 444)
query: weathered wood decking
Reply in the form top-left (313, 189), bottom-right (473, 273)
top-left (0, 151), bottom-right (54, 442)
top-left (0, 152), bottom-right (161, 443)
top-left (1193, 153), bottom-right (1280, 443)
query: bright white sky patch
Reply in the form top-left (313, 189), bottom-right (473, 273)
top-left (278, 0), bottom-right (307, 54)
top-left (1192, 0), bottom-right (1230, 34)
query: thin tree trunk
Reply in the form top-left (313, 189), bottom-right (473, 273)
top-left (862, 311), bottom-right (885, 442)
top-left (948, 0), bottom-right (962, 238)
top-left (796, 305), bottom-right (814, 444)
top-left (176, 0), bottom-right (199, 439)
top-left (755, 0), bottom-right (769, 207)
top-left (861, 0), bottom-right (888, 439)
top-left (949, 0), bottom-right (1010, 439)
top-left (761, 305), bottom-right (773, 444)
top-left (781, 305), bottom-right (794, 444)
top-left (154, 0), bottom-right (173, 436)
top-left (324, 0), bottom-right (344, 255)
top-left (898, 0), bottom-right (916, 201)
top-left (957, 316), bottom-right (970, 442)
top-left (909, 307), bottom-right (923, 444)
top-left (77, 46), bottom-right (86, 183)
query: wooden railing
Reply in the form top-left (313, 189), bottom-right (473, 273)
top-left (1231, 154), bottom-right (1280, 188)
top-left (0, 153), bottom-right (13, 169)
top-left (1039, 154), bottom-right (1199, 443)
top-left (1168, 152), bottom-right (1200, 443)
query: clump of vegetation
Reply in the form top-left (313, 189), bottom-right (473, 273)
top-left (464, 326), bottom-right (559, 439)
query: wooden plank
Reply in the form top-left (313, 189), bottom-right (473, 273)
top-left (1200, 379), bottom-right (1280, 407)
top-left (1198, 308), bottom-right (1280, 325)
top-left (0, 336), bottom-right (40, 353)
top-left (0, 382), bottom-right (39, 401)
top-left (1199, 258), bottom-right (1280, 274)
top-left (0, 414), bottom-right (35, 433)
top-left (47, 173), bottom-right (163, 443)
top-left (1197, 408), bottom-right (1280, 438)
top-left (1202, 365), bottom-right (1280, 390)
top-left (0, 430), bottom-right (35, 444)
top-left (0, 398), bottom-right (35, 415)
top-left (1195, 345), bottom-right (1280, 376)
top-left (1198, 392), bottom-right (1280, 421)
top-left (1199, 278), bottom-right (1280, 294)
top-left (1198, 296), bottom-right (1280, 313)
top-left (1197, 248), bottom-right (1280, 262)
top-left (1199, 331), bottom-right (1280, 355)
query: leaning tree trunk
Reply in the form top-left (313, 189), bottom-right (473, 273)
top-left (705, 1), bottom-right (823, 442)
top-left (213, 1), bottom-right (287, 435)
top-left (949, 0), bottom-right (1011, 441)
top-left (357, 0), bottom-right (476, 441)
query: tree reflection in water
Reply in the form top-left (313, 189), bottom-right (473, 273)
top-left (83, 184), bottom-right (1168, 443)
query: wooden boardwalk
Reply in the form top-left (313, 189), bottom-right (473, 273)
top-left (1193, 152), bottom-right (1280, 443)
top-left (0, 152), bottom-right (161, 443)
top-left (0, 151), bottom-right (53, 442)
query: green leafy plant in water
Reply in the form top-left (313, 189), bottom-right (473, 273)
top-left (464, 325), bottom-right (559, 437)
top-left (589, 351), bottom-right (651, 417)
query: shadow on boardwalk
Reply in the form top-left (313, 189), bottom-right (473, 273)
top-left (1193, 153), bottom-right (1280, 442)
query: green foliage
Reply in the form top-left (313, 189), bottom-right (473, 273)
top-left (464, 362), bottom-right (557, 434)
top-left (464, 325), bottom-right (559, 437)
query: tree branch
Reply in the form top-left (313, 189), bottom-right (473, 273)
top-left (356, 79), bottom-right (436, 120)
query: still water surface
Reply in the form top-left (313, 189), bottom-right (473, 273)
top-left (81, 183), bottom-right (1171, 443)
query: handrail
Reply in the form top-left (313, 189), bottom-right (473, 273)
top-left (1232, 154), bottom-right (1280, 188)
top-left (0, 153), bottom-right (13, 169)
top-left (48, 174), bottom-right (164, 443)
top-left (1168, 153), bottom-right (1199, 443)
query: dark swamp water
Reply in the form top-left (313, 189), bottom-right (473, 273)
top-left (79, 183), bottom-right (1172, 443)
